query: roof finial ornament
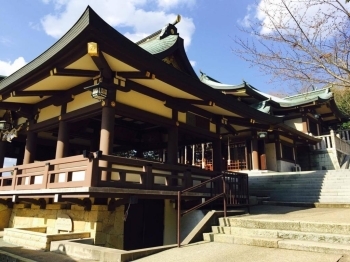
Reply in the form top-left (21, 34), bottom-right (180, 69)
top-left (172, 15), bottom-right (181, 26)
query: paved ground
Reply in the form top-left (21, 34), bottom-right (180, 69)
top-left (2, 205), bottom-right (350, 262)
top-left (133, 241), bottom-right (345, 262)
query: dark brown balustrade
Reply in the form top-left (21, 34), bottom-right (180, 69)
top-left (0, 154), bottom-right (219, 193)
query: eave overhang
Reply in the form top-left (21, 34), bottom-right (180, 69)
top-left (0, 6), bottom-right (284, 131)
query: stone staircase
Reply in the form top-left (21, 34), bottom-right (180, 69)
top-left (249, 170), bottom-right (350, 203)
top-left (203, 214), bottom-right (350, 254)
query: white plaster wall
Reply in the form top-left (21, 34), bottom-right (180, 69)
top-left (265, 143), bottom-right (277, 171)
top-left (284, 118), bottom-right (304, 132)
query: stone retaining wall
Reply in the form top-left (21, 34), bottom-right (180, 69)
top-left (7, 203), bottom-right (124, 249)
top-left (4, 228), bottom-right (90, 251)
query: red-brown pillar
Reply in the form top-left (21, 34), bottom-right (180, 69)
top-left (23, 131), bottom-right (38, 164)
top-left (167, 126), bottom-right (178, 165)
top-left (212, 139), bottom-right (222, 172)
top-left (251, 138), bottom-right (259, 170)
top-left (0, 141), bottom-right (6, 168)
top-left (55, 121), bottom-right (70, 159)
top-left (99, 105), bottom-right (115, 181)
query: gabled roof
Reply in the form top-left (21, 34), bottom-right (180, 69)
top-left (0, 7), bottom-right (282, 125)
top-left (136, 16), bottom-right (197, 78)
top-left (200, 71), bottom-right (347, 122)
top-left (0, 7), bottom-right (320, 145)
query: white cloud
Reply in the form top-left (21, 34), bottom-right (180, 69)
top-left (0, 57), bottom-right (27, 76)
top-left (40, 0), bottom-right (195, 49)
top-left (190, 60), bottom-right (196, 67)
top-left (156, 0), bottom-right (195, 10)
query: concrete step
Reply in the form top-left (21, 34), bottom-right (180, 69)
top-left (205, 233), bottom-right (350, 254)
top-left (210, 233), bottom-right (279, 248)
top-left (212, 226), bottom-right (350, 244)
top-left (278, 239), bottom-right (350, 254)
top-left (219, 218), bottom-right (350, 234)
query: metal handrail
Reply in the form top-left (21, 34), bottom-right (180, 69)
top-left (176, 172), bottom-right (249, 247)
top-left (177, 174), bottom-right (222, 247)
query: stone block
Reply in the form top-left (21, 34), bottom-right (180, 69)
top-left (70, 205), bottom-right (85, 211)
top-left (95, 232), bottom-right (107, 245)
top-left (91, 205), bottom-right (108, 211)
top-left (14, 204), bottom-right (29, 209)
top-left (73, 221), bottom-right (86, 231)
top-left (107, 233), bottom-right (124, 249)
top-left (67, 210), bottom-right (85, 220)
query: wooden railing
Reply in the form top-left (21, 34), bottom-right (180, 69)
top-left (0, 153), bottom-right (219, 192)
top-left (314, 130), bottom-right (350, 155)
top-left (337, 129), bottom-right (350, 143)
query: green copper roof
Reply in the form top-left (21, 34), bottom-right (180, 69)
top-left (139, 35), bottom-right (178, 55)
top-left (200, 71), bottom-right (334, 109)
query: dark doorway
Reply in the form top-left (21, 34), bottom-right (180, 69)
top-left (123, 199), bottom-right (164, 250)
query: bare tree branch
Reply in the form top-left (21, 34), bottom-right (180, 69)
top-left (233, 0), bottom-right (350, 93)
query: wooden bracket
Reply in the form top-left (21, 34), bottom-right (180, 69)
top-left (55, 194), bottom-right (91, 211)
top-left (14, 197), bottom-right (46, 209)
top-left (0, 198), bottom-right (13, 208)
top-left (108, 196), bottom-right (138, 211)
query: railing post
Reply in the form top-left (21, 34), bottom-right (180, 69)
top-left (11, 168), bottom-right (18, 190)
top-left (177, 191), bottom-right (181, 248)
top-left (222, 175), bottom-right (227, 218)
top-left (41, 162), bottom-right (50, 189)
top-left (85, 158), bottom-right (99, 187)
top-left (330, 129), bottom-right (336, 149)
top-left (183, 169), bottom-right (192, 189)
top-left (143, 165), bottom-right (153, 189)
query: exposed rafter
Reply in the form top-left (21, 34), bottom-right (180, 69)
top-left (50, 68), bottom-right (99, 77)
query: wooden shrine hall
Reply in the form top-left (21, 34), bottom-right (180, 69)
top-left (0, 6), bottom-right (323, 249)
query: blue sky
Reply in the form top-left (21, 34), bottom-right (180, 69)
top-left (0, 0), bottom-right (276, 93)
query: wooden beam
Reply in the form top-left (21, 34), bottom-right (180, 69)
top-left (117, 71), bottom-right (155, 80)
top-left (175, 98), bottom-right (215, 107)
top-left (226, 117), bottom-right (269, 130)
top-left (35, 79), bottom-right (94, 110)
top-left (87, 43), bottom-right (113, 79)
top-left (50, 68), bottom-right (99, 77)
top-left (11, 90), bottom-right (63, 97)
top-left (164, 98), bottom-right (214, 120)
top-left (0, 102), bottom-right (34, 114)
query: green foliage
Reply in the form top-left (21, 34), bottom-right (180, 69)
top-left (332, 86), bottom-right (350, 116)
top-left (339, 121), bottom-right (350, 130)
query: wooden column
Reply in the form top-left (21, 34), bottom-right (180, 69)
top-left (212, 139), bottom-right (222, 172)
top-left (0, 141), bottom-right (6, 168)
top-left (99, 105), bottom-right (115, 181)
top-left (251, 137), bottom-right (259, 170)
top-left (55, 121), bottom-right (70, 159)
top-left (23, 131), bottom-right (38, 164)
top-left (166, 126), bottom-right (178, 165)
top-left (191, 145), bottom-right (195, 165)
